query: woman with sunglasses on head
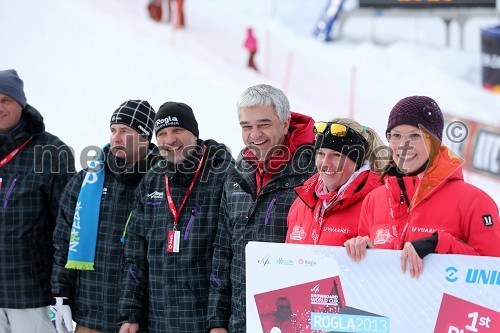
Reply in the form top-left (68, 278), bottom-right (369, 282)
top-left (344, 96), bottom-right (500, 278)
top-left (286, 118), bottom-right (388, 246)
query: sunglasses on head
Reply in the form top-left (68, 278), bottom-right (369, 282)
top-left (313, 122), bottom-right (349, 136)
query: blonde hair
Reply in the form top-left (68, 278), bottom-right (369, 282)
top-left (328, 117), bottom-right (391, 173)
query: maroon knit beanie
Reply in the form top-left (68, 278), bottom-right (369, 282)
top-left (386, 96), bottom-right (444, 140)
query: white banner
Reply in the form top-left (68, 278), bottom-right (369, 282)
top-left (246, 242), bottom-right (500, 333)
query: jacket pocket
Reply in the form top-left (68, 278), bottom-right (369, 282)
top-left (264, 191), bottom-right (282, 225)
top-left (3, 172), bottom-right (21, 208)
top-left (184, 202), bottom-right (200, 240)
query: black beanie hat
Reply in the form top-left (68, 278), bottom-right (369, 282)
top-left (315, 123), bottom-right (369, 169)
top-left (0, 69), bottom-right (27, 108)
top-left (386, 96), bottom-right (444, 140)
top-left (110, 100), bottom-right (156, 141)
top-left (154, 101), bottom-right (199, 137)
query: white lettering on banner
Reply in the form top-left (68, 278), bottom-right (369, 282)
top-left (310, 313), bottom-right (390, 332)
top-left (246, 242), bottom-right (500, 332)
top-left (482, 53), bottom-right (500, 70)
top-left (310, 294), bottom-right (339, 306)
top-left (472, 129), bottom-right (500, 175)
top-left (448, 311), bottom-right (493, 332)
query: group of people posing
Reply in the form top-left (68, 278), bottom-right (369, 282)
top-left (0, 68), bottom-right (499, 333)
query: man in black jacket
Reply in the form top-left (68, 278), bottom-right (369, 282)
top-left (52, 100), bottom-right (157, 333)
top-left (0, 69), bottom-right (75, 332)
top-left (118, 102), bottom-right (234, 333)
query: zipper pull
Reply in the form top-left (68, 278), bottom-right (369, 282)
top-left (400, 193), bottom-right (404, 205)
top-left (0, 178), bottom-right (2, 191)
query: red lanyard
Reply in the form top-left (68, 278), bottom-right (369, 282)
top-left (164, 146), bottom-right (207, 229)
top-left (0, 137), bottom-right (33, 168)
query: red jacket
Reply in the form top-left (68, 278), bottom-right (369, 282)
top-left (286, 170), bottom-right (381, 245)
top-left (359, 146), bottom-right (500, 257)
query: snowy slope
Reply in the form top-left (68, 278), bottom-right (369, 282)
top-left (1, 0), bottom-right (499, 203)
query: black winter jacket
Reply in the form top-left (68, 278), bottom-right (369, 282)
top-left (208, 144), bottom-right (315, 332)
top-left (118, 139), bottom-right (234, 332)
top-left (52, 146), bottom-right (158, 332)
top-left (0, 106), bottom-right (75, 308)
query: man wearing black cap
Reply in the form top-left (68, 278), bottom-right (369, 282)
top-left (0, 69), bottom-right (75, 332)
top-left (52, 100), bottom-right (157, 333)
top-left (118, 101), bottom-right (234, 333)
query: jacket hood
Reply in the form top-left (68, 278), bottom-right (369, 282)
top-left (286, 111), bottom-right (316, 152)
top-left (20, 105), bottom-right (45, 136)
top-left (5, 105), bottom-right (45, 142)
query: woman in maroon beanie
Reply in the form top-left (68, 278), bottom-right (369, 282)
top-left (344, 95), bottom-right (500, 278)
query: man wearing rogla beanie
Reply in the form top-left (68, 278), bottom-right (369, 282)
top-left (0, 69), bottom-right (75, 332)
top-left (118, 101), bottom-right (234, 332)
top-left (52, 100), bottom-right (157, 333)
top-left (345, 95), bottom-right (500, 278)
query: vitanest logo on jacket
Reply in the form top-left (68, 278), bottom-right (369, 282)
top-left (146, 190), bottom-right (164, 206)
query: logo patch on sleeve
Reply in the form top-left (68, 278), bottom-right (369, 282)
top-left (482, 214), bottom-right (494, 227)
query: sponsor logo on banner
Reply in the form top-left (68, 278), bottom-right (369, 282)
top-left (445, 266), bottom-right (500, 285)
top-left (446, 267), bottom-right (459, 282)
top-left (298, 259), bottom-right (317, 266)
top-left (253, 274), bottom-right (390, 333)
top-left (259, 254), bottom-right (271, 267)
top-left (277, 257), bottom-right (294, 265)
top-left (254, 276), bottom-right (348, 333)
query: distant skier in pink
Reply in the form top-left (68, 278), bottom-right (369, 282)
top-left (244, 27), bottom-right (258, 71)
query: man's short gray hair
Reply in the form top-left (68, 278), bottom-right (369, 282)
top-left (237, 84), bottom-right (290, 122)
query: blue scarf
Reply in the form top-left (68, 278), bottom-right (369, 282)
top-left (65, 150), bottom-right (105, 270)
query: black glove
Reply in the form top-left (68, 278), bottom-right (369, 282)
top-left (411, 233), bottom-right (438, 259)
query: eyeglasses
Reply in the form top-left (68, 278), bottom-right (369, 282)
top-left (386, 132), bottom-right (424, 142)
top-left (313, 122), bottom-right (349, 136)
